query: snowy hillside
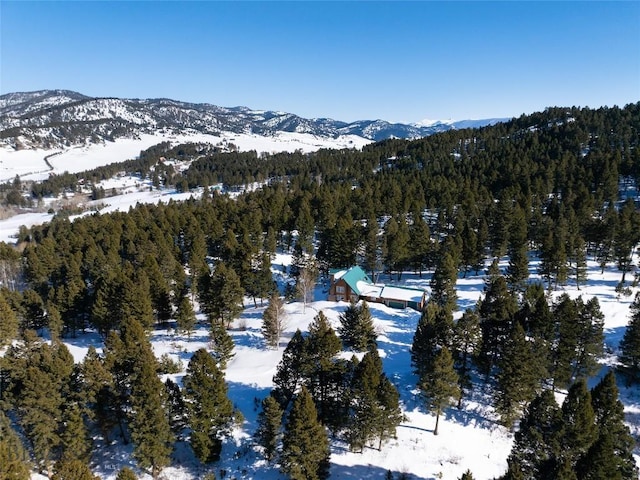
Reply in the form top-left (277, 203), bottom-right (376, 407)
top-left (0, 130), bottom-right (371, 185)
top-left (0, 89), bottom-right (506, 150)
top-left (0, 131), bottom-right (370, 243)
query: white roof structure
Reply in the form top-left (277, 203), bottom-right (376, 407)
top-left (356, 281), bottom-right (383, 298)
top-left (379, 285), bottom-right (425, 303)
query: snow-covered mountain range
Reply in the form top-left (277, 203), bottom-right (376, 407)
top-left (0, 90), bottom-right (506, 150)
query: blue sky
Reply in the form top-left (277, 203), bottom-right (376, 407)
top-left (1, 1), bottom-right (639, 123)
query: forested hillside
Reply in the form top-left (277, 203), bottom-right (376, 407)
top-left (1, 103), bottom-right (639, 479)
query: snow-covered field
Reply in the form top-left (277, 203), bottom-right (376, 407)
top-left (0, 130), bottom-right (371, 183)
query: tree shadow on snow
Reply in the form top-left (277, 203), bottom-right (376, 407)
top-left (330, 462), bottom-right (430, 480)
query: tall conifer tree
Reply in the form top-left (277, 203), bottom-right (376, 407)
top-left (494, 322), bottom-right (544, 428)
top-left (619, 292), bottom-right (640, 382)
top-left (255, 395), bottom-right (283, 463)
top-left (281, 387), bottom-right (330, 480)
top-left (272, 329), bottom-right (309, 408)
top-left (183, 348), bottom-right (234, 463)
top-left (419, 347), bottom-right (460, 435)
top-left (589, 371), bottom-right (638, 479)
top-left (129, 352), bottom-right (173, 479)
top-left (559, 379), bottom-right (597, 468)
top-left (504, 390), bottom-right (563, 479)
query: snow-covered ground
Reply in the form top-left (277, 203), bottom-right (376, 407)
top-left (49, 254), bottom-right (639, 480)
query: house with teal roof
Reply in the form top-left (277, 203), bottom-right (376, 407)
top-left (327, 266), bottom-right (372, 303)
top-left (328, 266), bottom-right (427, 311)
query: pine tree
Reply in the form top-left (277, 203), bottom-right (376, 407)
top-left (363, 213), bottom-right (380, 281)
top-left (347, 350), bottom-right (382, 452)
top-left (209, 321), bottom-right (235, 369)
top-left (272, 330), bottom-right (309, 408)
top-left (505, 390), bottom-right (563, 480)
top-left (59, 403), bottom-right (92, 463)
top-left (0, 291), bottom-right (19, 346)
top-left (517, 283), bottom-right (554, 373)
top-left (183, 348), bottom-right (234, 463)
top-left (129, 354), bottom-right (173, 479)
top-left (590, 370), bottom-right (638, 479)
top-left (551, 296), bottom-right (604, 389)
top-left (619, 292), bottom-right (640, 382)
top-left (420, 347), bottom-right (460, 435)
top-left (338, 301), bottom-right (377, 352)
top-left (559, 379), bottom-right (597, 468)
top-left (573, 297), bottom-right (604, 380)
top-left (375, 375), bottom-right (403, 450)
top-left (613, 198), bottom-right (640, 284)
top-left (460, 219), bottom-right (479, 278)
top-left (550, 294), bottom-right (580, 389)
top-left (305, 311), bottom-right (342, 423)
top-left (595, 203), bottom-right (617, 273)
top-left (262, 292), bottom-right (288, 349)
top-left (382, 216), bottom-right (409, 280)
top-left (294, 197), bottom-right (315, 255)
top-left (247, 252), bottom-right (276, 307)
top-left (352, 301), bottom-right (377, 352)
top-left (164, 378), bottom-right (188, 437)
top-left (6, 340), bottom-right (74, 475)
top-left (116, 467), bottom-right (138, 480)
top-left (20, 288), bottom-right (46, 333)
top-left (77, 345), bottom-right (118, 442)
top-left (281, 387), bottom-right (330, 480)
top-left (0, 411), bottom-right (31, 480)
top-left (429, 250), bottom-right (458, 312)
top-left (494, 322), bottom-right (544, 428)
top-left (337, 301), bottom-right (359, 348)
top-left (46, 303), bottom-right (63, 342)
top-left (571, 235), bottom-right (588, 289)
top-left (451, 308), bottom-right (481, 407)
top-left (459, 470), bottom-right (474, 480)
top-left (104, 317), bottom-right (158, 442)
top-left (51, 458), bottom-right (99, 480)
top-left (577, 432), bottom-right (622, 479)
top-left (477, 267), bottom-right (518, 378)
top-left (176, 296), bottom-right (196, 336)
top-left (347, 350), bottom-right (401, 452)
top-left (506, 205), bottom-right (530, 291)
top-left (255, 394), bottom-right (283, 463)
top-left (199, 263), bottom-right (244, 327)
top-left (409, 211), bottom-right (432, 278)
top-left (411, 302), bottom-right (453, 380)
top-left (551, 213), bottom-right (569, 288)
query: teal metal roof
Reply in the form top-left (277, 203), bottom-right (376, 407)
top-left (338, 266), bottom-right (373, 296)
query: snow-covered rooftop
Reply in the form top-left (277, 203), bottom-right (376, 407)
top-left (379, 285), bottom-right (426, 303)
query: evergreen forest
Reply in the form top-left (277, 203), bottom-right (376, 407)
top-left (1, 103), bottom-right (639, 479)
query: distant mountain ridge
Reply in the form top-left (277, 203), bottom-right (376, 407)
top-left (0, 90), bottom-right (507, 150)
